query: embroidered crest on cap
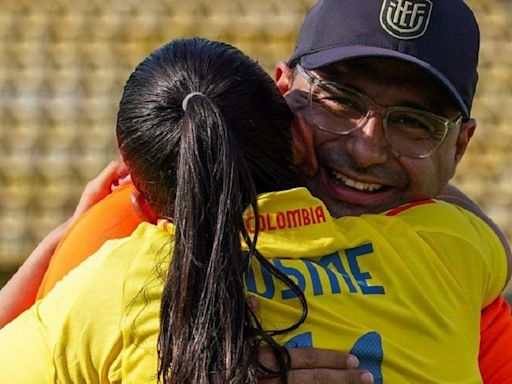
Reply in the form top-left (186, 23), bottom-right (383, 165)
top-left (380, 0), bottom-right (433, 40)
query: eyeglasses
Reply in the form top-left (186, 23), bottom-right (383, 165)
top-left (295, 65), bottom-right (463, 159)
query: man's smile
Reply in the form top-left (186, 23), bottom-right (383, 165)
top-left (329, 170), bottom-right (384, 192)
top-left (303, 154), bottom-right (415, 218)
top-left (319, 165), bottom-right (399, 206)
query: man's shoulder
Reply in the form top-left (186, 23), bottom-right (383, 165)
top-left (384, 199), bottom-right (485, 236)
top-left (386, 199), bottom-right (508, 304)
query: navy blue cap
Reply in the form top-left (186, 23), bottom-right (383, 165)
top-left (289, 0), bottom-right (480, 117)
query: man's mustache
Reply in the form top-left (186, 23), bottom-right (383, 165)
top-left (318, 150), bottom-right (407, 186)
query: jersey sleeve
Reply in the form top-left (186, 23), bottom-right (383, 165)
top-left (457, 204), bottom-right (508, 306)
top-left (0, 236), bottom-right (134, 383)
top-left (391, 201), bottom-right (508, 308)
top-left (0, 304), bottom-right (55, 383)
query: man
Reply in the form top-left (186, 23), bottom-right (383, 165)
top-left (271, 0), bottom-right (512, 382)
top-left (2, 0), bottom-right (511, 382)
top-left (275, 0), bottom-right (512, 275)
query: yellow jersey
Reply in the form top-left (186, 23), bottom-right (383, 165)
top-left (0, 188), bottom-right (506, 383)
top-left (245, 189), bottom-right (507, 383)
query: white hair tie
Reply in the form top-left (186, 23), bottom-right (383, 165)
top-left (182, 92), bottom-right (205, 111)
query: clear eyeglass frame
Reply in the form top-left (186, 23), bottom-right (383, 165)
top-left (295, 64), bottom-right (463, 159)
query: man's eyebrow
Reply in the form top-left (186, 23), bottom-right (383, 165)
top-left (315, 67), bottom-right (349, 82)
top-left (313, 69), bottom-right (366, 94)
top-left (395, 99), bottom-right (460, 119)
top-left (393, 99), bottom-right (432, 110)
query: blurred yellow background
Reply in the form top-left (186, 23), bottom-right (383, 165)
top-left (0, 0), bottom-right (511, 300)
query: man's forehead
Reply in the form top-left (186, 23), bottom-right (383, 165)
top-left (317, 57), bottom-right (437, 85)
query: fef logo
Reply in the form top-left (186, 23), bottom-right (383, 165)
top-left (380, 0), bottom-right (433, 40)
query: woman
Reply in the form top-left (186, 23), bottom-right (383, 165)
top-left (0, 37), bottom-right (507, 383)
top-left (0, 37), bottom-right (307, 384)
top-left (116, 37), bottom-right (305, 383)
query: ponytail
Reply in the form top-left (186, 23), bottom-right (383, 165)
top-left (158, 94), bottom-right (259, 383)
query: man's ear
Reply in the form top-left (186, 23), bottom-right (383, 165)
top-left (455, 118), bottom-right (476, 164)
top-left (291, 116), bottom-right (317, 176)
top-left (275, 61), bottom-right (293, 96)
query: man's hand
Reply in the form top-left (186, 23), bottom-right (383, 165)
top-left (258, 347), bottom-right (374, 384)
top-left (71, 158), bottom-right (131, 222)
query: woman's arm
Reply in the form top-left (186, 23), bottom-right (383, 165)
top-left (0, 159), bottom-right (130, 327)
top-left (0, 221), bottom-right (69, 328)
top-left (479, 296), bottom-right (512, 384)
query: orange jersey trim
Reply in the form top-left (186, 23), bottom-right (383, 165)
top-left (385, 199), bottom-right (435, 216)
top-left (36, 183), bottom-right (143, 298)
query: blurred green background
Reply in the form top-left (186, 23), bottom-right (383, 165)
top-left (0, 0), bottom-right (511, 303)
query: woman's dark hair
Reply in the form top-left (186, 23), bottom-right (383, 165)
top-left (116, 37), bottom-right (306, 383)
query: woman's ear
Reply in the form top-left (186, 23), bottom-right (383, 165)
top-left (291, 116), bottom-right (317, 177)
top-left (131, 190), bottom-right (158, 224)
top-left (275, 61), bottom-right (294, 96)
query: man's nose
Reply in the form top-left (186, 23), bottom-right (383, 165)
top-left (343, 114), bottom-right (392, 168)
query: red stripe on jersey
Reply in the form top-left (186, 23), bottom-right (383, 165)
top-left (386, 199), bottom-right (435, 216)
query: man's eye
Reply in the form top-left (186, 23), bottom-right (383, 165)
top-left (321, 96), bottom-right (362, 112)
top-left (389, 115), bottom-right (443, 139)
top-left (392, 116), bottom-right (429, 129)
top-left (332, 97), bottom-right (356, 107)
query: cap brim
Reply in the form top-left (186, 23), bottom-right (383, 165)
top-left (299, 46), bottom-right (469, 117)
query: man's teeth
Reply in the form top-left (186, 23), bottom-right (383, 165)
top-left (331, 171), bottom-right (384, 192)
